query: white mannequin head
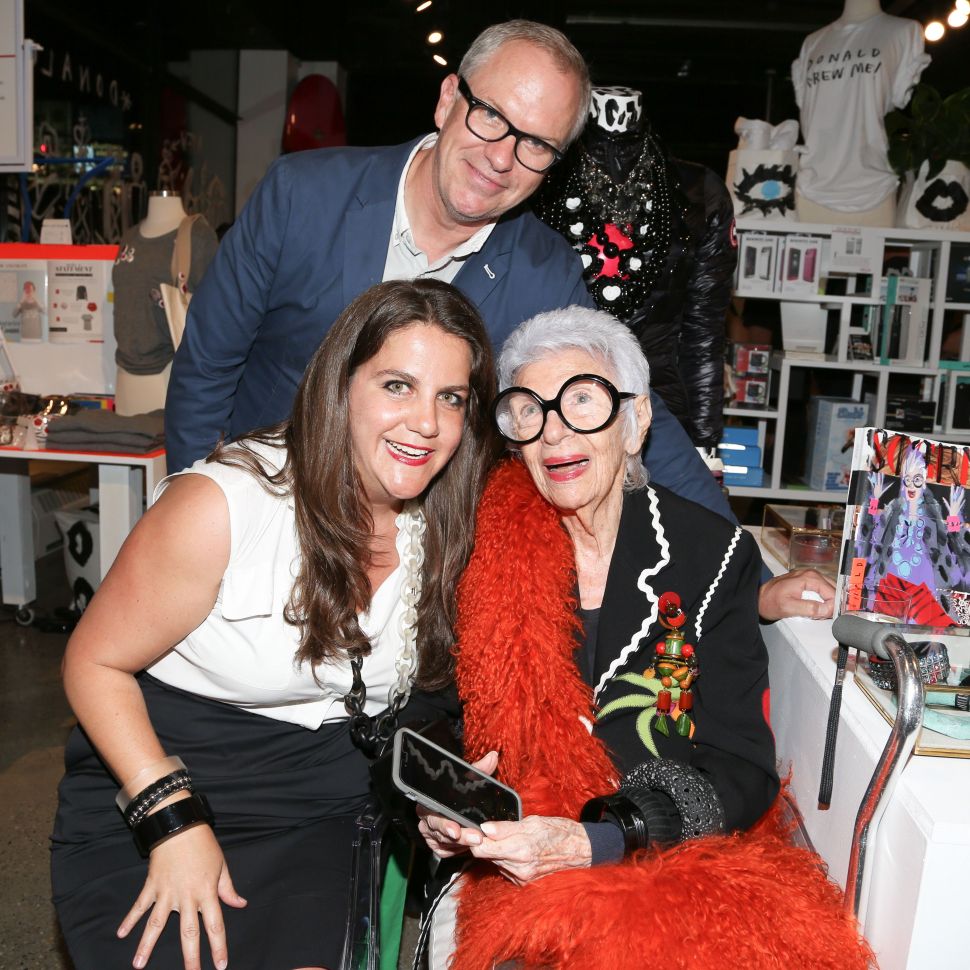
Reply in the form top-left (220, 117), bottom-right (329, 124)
top-left (589, 87), bottom-right (642, 134)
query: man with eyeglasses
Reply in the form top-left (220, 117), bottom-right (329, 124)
top-left (163, 20), bottom-right (762, 582)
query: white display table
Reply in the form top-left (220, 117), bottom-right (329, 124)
top-left (764, 584), bottom-right (970, 968)
top-left (0, 432), bottom-right (165, 610)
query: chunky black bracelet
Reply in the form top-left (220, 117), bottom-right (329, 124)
top-left (580, 793), bottom-right (649, 855)
top-left (132, 792), bottom-right (215, 857)
top-left (124, 769), bottom-right (193, 827)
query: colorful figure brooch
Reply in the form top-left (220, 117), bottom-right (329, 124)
top-left (596, 591), bottom-right (700, 757)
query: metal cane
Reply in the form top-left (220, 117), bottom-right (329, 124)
top-left (829, 613), bottom-right (925, 918)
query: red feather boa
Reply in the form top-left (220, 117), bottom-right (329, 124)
top-left (452, 460), bottom-right (875, 970)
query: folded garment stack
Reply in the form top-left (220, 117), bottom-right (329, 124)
top-left (44, 409), bottom-right (165, 454)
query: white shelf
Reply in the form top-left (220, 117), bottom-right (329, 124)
top-left (770, 353), bottom-right (938, 376)
top-left (730, 223), bottom-right (970, 504)
top-left (727, 485), bottom-right (848, 502)
top-left (723, 406), bottom-right (779, 419)
top-left (734, 218), bottom-right (970, 243)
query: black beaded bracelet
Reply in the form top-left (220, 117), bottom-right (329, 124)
top-left (124, 770), bottom-right (193, 827)
top-left (132, 792), bottom-right (215, 857)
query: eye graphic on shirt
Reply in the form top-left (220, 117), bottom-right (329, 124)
top-left (733, 164), bottom-right (796, 217)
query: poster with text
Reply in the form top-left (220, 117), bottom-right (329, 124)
top-left (48, 260), bottom-right (108, 342)
top-left (0, 259), bottom-right (48, 342)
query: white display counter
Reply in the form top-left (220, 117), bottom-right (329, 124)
top-left (764, 580), bottom-right (970, 969)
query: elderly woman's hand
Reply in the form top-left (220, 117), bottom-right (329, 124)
top-left (467, 816), bottom-right (592, 885)
top-left (416, 751), bottom-right (499, 858)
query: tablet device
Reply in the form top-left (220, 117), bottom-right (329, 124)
top-left (392, 726), bottom-right (522, 830)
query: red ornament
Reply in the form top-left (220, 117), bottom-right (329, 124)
top-left (682, 644), bottom-right (695, 658)
top-left (658, 591), bottom-right (681, 614)
top-left (656, 643), bottom-right (666, 655)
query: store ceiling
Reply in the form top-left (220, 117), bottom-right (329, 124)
top-left (26, 0), bottom-right (967, 167)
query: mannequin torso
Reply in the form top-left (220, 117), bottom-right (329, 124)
top-left (535, 86), bottom-right (735, 450)
top-left (839, 0), bottom-right (882, 23)
top-left (791, 0), bottom-right (929, 227)
top-left (114, 194), bottom-right (218, 415)
top-left (139, 192), bottom-right (188, 239)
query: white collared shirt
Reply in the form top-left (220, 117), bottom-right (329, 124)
top-left (382, 133), bottom-right (495, 283)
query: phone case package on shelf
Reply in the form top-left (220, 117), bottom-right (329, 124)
top-left (735, 233), bottom-right (778, 295)
top-left (733, 375), bottom-right (770, 407)
top-left (778, 235), bottom-right (823, 295)
top-left (804, 397), bottom-right (870, 491)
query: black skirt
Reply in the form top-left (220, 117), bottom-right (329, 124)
top-left (51, 674), bottom-right (375, 970)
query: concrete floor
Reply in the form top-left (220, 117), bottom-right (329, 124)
top-left (0, 552), bottom-right (423, 970)
top-left (0, 552), bottom-right (76, 970)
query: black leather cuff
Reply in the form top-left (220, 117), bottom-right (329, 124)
top-left (132, 792), bottom-right (214, 857)
top-left (580, 793), bottom-right (649, 855)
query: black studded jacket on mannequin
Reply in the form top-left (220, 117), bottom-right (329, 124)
top-left (535, 87), bottom-right (736, 451)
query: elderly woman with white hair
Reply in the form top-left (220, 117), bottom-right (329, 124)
top-left (416, 306), bottom-right (873, 970)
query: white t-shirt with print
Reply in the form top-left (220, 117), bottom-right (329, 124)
top-left (792, 13), bottom-right (929, 211)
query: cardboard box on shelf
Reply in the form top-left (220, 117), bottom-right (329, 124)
top-left (780, 301), bottom-right (826, 355)
top-left (804, 397), bottom-right (870, 491)
top-left (717, 441), bottom-right (762, 468)
top-left (723, 465), bottom-right (764, 488)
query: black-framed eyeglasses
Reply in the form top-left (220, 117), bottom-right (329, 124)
top-left (456, 76), bottom-right (564, 174)
top-left (493, 374), bottom-right (636, 445)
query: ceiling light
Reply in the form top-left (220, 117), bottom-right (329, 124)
top-left (416, 0), bottom-right (432, 10)
top-left (947, 8), bottom-right (968, 26)
top-left (427, 31), bottom-right (443, 44)
top-left (924, 20), bottom-right (946, 40)
top-left (433, 53), bottom-right (447, 66)
top-left (957, 0), bottom-right (970, 13)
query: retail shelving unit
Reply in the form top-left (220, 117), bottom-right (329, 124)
top-left (728, 218), bottom-right (970, 501)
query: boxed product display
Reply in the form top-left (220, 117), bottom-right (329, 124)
top-left (760, 504), bottom-right (843, 580)
top-left (883, 395), bottom-right (936, 433)
top-left (945, 242), bottom-right (970, 303)
top-left (722, 465), bottom-right (764, 488)
top-left (779, 301), bottom-right (826, 356)
top-left (732, 342), bottom-right (771, 376)
top-left (733, 375), bottom-right (769, 407)
top-left (778, 234), bottom-right (823, 295)
top-left (735, 233), bottom-right (778, 295)
top-left (717, 441), bottom-right (762, 467)
top-left (804, 397), bottom-right (870, 491)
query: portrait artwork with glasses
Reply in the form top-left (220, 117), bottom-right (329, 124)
top-left (493, 374), bottom-right (635, 444)
top-left (835, 427), bottom-right (970, 631)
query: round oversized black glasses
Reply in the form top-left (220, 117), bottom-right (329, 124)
top-left (493, 374), bottom-right (636, 445)
top-left (456, 76), bottom-right (564, 174)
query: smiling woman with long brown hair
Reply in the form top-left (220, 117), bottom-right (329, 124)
top-left (51, 278), bottom-right (496, 970)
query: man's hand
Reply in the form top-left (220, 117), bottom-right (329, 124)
top-left (759, 568), bottom-right (836, 621)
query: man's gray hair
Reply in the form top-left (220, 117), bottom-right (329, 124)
top-left (459, 20), bottom-right (591, 146)
top-left (498, 306), bottom-right (651, 490)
